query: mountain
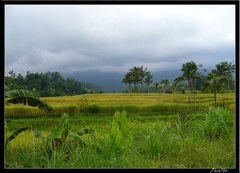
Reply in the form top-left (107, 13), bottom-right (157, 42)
top-left (62, 70), bottom-right (126, 92)
top-left (62, 69), bottom-right (188, 93)
top-left (152, 70), bottom-right (182, 83)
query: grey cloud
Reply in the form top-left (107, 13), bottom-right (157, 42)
top-left (5, 5), bottom-right (235, 76)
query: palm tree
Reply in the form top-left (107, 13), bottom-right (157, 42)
top-left (122, 72), bottom-right (133, 93)
top-left (139, 66), bottom-right (149, 92)
top-left (201, 70), bottom-right (228, 107)
top-left (214, 61), bottom-right (235, 92)
top-left (144, 73), bottom-right (153, 93)
top-left (174, 61), bottom-right (199, 103)
top-left (129, 66), bottom-right (142, 92)
top-left (153, 82), bottom-right (160, 93)
top-left (160, 79), bottom-right (170, 90)
top-left (8, 70), bottom-right (16, 78)
top-left (191, 70), bottom-right (202, 103)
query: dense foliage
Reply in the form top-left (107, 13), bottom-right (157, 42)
top-left (5, 71), bottom-right (102, 97)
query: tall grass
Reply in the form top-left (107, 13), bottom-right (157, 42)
top-left (200, 107), bottom-right (234, 140)
top-left (5, 107), bottom-right (235, 168)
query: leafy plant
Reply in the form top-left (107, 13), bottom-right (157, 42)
top-left (4, 119), bottom-right (30, 150)
top-left (5, 89), bottom-right (52, 113)
top-left (101, 110), bottom-right (134, 159)
top-left (33, 113), bottom-right (94, 160)
top-left (5, 89), bottom-right (52, 150)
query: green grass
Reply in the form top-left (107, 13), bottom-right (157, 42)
top-left (5, 107), bottom-right (235, 168)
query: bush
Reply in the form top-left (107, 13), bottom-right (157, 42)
top-left (86, 105), bottom-right (100, 114)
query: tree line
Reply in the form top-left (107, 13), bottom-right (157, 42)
top-left (5, 60), bottom-right (235, 101)
top-left (4, 71), bottom-right (100, 97)
top-left (122, 61), bottom-right (235, 105)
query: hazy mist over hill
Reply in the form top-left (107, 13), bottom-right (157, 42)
top-left (62, 69), bottom-right (210, 92)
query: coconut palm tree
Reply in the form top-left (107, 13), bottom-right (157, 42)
top-left (129, 66), bottom-right (142, 92)
top-left (153, 82), bottom-right (160, 93)
top-left (214, 61), bottom-right (235, 92)
top-left (201, 70), bottom-right (228, 107)
top-left (122, 72), bottom-right (133, 93)
top-left (139, 66), bottom-right (149, 92)
top-left (174, 61), bottom-right (200, 103)
top-left (160, 79), bottom-right (170, 90)
top-left (144, 72), bottom-right (153, 93)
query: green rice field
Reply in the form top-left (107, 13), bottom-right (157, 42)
top-left (4, 93), bottom-right (236, 168)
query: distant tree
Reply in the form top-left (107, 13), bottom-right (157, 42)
top-left (25, 71), bottom-right (42, 92)
top-left (195, 73), bottom-right (207, 90)
top-left (201, 61), bottom-right (235, 107)
top-left (8, 70), bottom-right (16, 78)
top-left (214, 61), bottom-right (235, 92)
top-left (5, 70), bottom-right (99, 97)
top-left (201, 70), bottom-right (228, 107)
top-left (174, 61), bottom-right (200, 103)
top-left (122, 66), bottom-right (153, 93)
top-left (191, 64), bottom-right (202, 102)
top-left (160, 79), bottom-right (170, 90)
top-left (50, 72), bottom-right (66, 95)
top-left (122, 72), bottom-right (133, 93)
top-left (153, 82), bottom-right (160, 93)
top-left (5, 75), bottom-right (15, 90)
top-left (129, 66), bottom-right (142, 92)
top-left (144, 72), bottom-right (153, 93)
top-left (15, 73), bottom-right (25, 89)
top-left (139, 66), bottom-right (150, 92)
top-left (173, 82), bottom-right (187, 93)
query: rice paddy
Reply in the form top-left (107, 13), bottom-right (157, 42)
top-left (4, 92), bottom-right (236, 169)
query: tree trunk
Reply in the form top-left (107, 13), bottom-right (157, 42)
top-left (193, 79), bottom-right (196, 103)
top-left (188, 90), bottom-right (190, 103)
top-left (214, 92), bottom-right (217, 108)
top-left (128, 84), bottom-right (131, 93)
top-left (188, 81), bottom-right (191, 103)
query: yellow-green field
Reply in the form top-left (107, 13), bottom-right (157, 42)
top-left (5, 93), bottom-right (236, 168)
top-left (5, 93), bottom-right (235, 116)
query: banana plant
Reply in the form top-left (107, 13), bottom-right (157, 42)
top-left (4, 120), bottom-right (30, 150)
top-left (5, 89), bottom-right (52, 150)
top-left (5, 89), bottom-right (52, 113)
top-left (33, 113), bottom-right (93, 159)
top-left (104, 110), bottom-right (134, 159)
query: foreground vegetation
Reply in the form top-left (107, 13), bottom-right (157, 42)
top-left (4, 90), bottom-right (236, 168)
top-left (5, 107), bottom-right (235, 168)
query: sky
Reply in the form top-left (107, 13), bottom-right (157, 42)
top-left (5, 4), bottom-right (236, 76)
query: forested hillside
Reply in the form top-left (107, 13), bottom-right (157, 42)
top-left (5, 71), bottom-right (103, 97)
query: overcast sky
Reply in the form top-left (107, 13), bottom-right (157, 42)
top-left (5, 4), bottom-right (235, 76)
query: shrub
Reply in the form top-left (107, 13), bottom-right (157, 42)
top-left (86, 105), bottom-right (100, 114)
